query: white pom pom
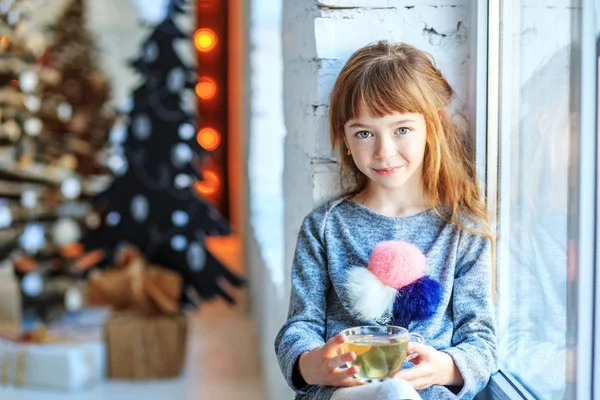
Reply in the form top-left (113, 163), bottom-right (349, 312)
top-left (345, 267), bottom-right (397, 320)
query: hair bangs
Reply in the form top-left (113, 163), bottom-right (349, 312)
top-left (346, 61), bottom-right (428, 122)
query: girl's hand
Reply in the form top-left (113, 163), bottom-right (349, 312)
top-left (394, 343), bottom-right (464, 390)
top-left (298, 334), bottom-right (362, 387)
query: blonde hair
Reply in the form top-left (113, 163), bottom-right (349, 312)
top-left (329, 41), bottom-right (494, 279)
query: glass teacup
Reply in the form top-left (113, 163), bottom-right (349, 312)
top-left (340, 325), bottom-right (425, 382)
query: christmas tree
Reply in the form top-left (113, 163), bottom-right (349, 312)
top-left (0, 0), bottom-right (40, 264)
top-left (81, 0), bottom-right (244, 306)
top-left (37, 0), bottom-right (114, 176)
top-left (0, 0), bottom-right (115, 322)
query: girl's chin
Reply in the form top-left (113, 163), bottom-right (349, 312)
top-left (369, 178), bottom-right (410, 191)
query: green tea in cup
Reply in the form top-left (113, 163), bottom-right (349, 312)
top-left (340, 326), bottom-right (424, 382)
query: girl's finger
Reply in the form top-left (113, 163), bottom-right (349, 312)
top-left (405, 377), bottom-right (430, 391)
top-left (394, 365), bottom-right (425, 382)
top-left (336, 377), bottom-right (363, 387)
top-left (407, 342), bottom-right (431, 356)
top-left (323, 334), bottom-right (347, 357)
top-left (327, 352), bottom-right (355, 370)
top-left (332, 366), bottom-right (361, 386)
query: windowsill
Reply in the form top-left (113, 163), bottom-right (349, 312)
top-left (477, 371), bottom-right (533, 400)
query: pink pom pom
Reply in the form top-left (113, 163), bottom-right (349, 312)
top-left (367, 241), bottom-right (426, 290)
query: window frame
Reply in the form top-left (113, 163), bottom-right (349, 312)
top-left (577, 0), bottom-right (599, 397)
top-left (476, 0), bottom-right (599, 399)
top-left (596, 33), bottom-right (600, 399)
top-left (247, 0), bottom-right (286, 296)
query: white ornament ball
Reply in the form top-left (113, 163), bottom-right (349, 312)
top-left (187, 242), bottom-right (206, 271)
top-left (57, 103), bottom-right (73, 122)
top-left (174, 173), bottom-right (191, 189)
top-left (106, 211), bottom-right (121, 226)
top-left (131, 195), bottom-right (149, 222)
top-left (61, 177), bottom-right (82, 199)
top-left (0, 203), bottom-right (12, 228)
top-left (172, 210), bottom-right (189, 227)
top-left (24, 118), bottom-right (42, 136)
top-left (178, 123), bottom-right (195, 140)
top-left (19, 70), bottom-right (38, 92)
top-left (24, 95), bottom-right (41, 112)
top-left (21, 190), bottom-right (38, 209)
top-left (171, 143), bottom-right (193, 167)
top-left (22, 272), bottom-right (43, 297)
top-left (167, 68), bottom-right (186, 93)
top-left (171, 235), bottom-right (188, 251)
top-left (51, 218), bottom-right (81, 246)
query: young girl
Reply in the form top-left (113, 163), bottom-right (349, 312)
top-left (275, 41), bottom-right (497, 400)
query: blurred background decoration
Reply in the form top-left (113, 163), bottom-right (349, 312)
top-left (79, 0), bottom-right (244, 310)
top-left (0, 0), bottom-right (115, 323)
top-left (0, 0), bottom-right (247, 393)
top-left (0, 0), bottom-right (243, 329)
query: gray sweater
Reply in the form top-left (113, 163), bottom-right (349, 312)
top-left (275, 198), bottom-right (497, 400)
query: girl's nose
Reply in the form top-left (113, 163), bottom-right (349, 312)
top-left (374, 135), bottom-right (395, 159)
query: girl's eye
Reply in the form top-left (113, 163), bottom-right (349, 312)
top-left (355, 131), bottom-right (373, 139)
top-left (396, 127), bottom-right (412, 135)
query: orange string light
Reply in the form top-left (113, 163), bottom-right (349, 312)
top-left (195, 77), bottom-right (217, 99)
top-left (194, 28), bottom-right (217, 52)
top-left (196, 127), bottom-right (221, 151)
top-left (194, 169), bottom-right (221, 196)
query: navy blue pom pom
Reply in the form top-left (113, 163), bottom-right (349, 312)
top-left (391, 276), bottom-right (442, 327)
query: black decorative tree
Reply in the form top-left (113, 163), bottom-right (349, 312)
top-left (82, 0), bottom-right (244, 306)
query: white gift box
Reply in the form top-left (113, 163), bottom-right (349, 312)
top-left (0, 339), bottom-right (105, 391)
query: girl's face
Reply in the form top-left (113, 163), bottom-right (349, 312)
top-left (344, 106), bottom-right (427, 194)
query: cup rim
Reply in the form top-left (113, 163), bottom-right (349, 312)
top-left (339, 325), bottom-right (411, 338)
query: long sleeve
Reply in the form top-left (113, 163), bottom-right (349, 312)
top-left (274, 212), bottom-right (331, 395)
top-left (441, 231), bottom-right (498, 400)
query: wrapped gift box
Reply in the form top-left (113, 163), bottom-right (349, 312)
top-left (0, 339), bottom-right (105, 391)
top-left (105, 312), bottom-right (188, 380)
top-left (0, 265), bottom-right (21, 332)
